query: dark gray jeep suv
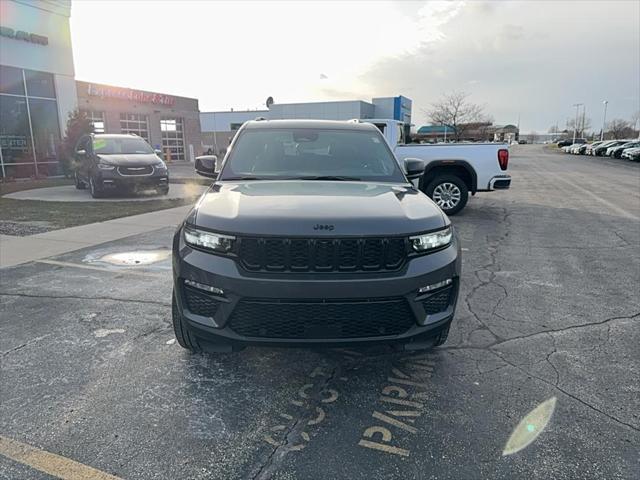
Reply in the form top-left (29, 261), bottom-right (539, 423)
top-left (172, 120), bottom-right (461, 352)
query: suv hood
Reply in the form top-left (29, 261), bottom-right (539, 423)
top-left (192, 181), bottom-right (447, 236)
top-left (97, 153), bottom-right (160, 166)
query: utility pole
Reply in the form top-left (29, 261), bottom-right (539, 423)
top-left (572, 103), bottom-right (582, 143)
top-left (600, 100), bottom-right (608, 141)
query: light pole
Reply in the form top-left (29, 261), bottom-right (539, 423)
top-left (600, 100), bottom-right (608, 141)
top-left (572, 103), bottom-right (582, 143)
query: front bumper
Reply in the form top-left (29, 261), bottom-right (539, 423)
top-left (173, 228), bottom-right (461, 349)
top-left (96, 168), bottom-right (168, 192)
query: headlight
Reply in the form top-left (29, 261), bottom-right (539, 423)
top-left (97, 162), bottom-right (115, 170)
top-left (184, 225), bottom-right (234, 253)
top-left (153, 161), bottom-right (167, 170)
top-left (410, 226), bottom-right (452, 252)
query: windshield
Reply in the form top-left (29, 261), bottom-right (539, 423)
top-left (92, 137), bottom-right (154, 155)
top-left (219, 128), bottom-right (406, 182)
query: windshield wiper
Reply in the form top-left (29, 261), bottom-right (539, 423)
top-left (220, 176), bottom-right (267, 181)
top-left (297, 175), bottom-right (361, 181)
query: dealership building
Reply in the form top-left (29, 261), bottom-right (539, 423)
top-left (200, 96), bottom-right (412, 155)
top-left (1, 0), bottom-right (411, 177)
top-left (0, 0), bottom-right (203, 178)
top-left (76, 81), bottom-right (202, 163)
top-left (0, 0), bottom-right (78, 178)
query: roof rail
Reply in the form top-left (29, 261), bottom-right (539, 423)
top-left (254, 117), bottom-right (267, 121)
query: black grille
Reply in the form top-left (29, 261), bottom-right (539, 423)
top-left (183, 285), bottom-right (220, 317)
top-left (228, 298), bottom-right (415, 339)
top-left (238, 237), bottom-right (407, 272)
top-left (117, 165), bottom-right (153, 176)
top-left (421, 287), bottom-right (452, 315)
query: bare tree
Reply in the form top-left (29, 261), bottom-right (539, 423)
top-left (566, 117), bottom-right (592, 138)
top-left (606, 119), bottom-right (633, 139)
top-left (423, 91), bottom-right (488, 141)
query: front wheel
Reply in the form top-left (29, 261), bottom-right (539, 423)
top-left (74, 171), bottom-right (86, 190)
top-left (89, 175), bottom-right (104, 199)
top-left (172, 292), bottom-right (201, 353)
top-left (424, 175), bottom-right (469, 216)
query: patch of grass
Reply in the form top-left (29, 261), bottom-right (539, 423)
top-left (0, 196), bottom-right (196, 233)
top-left (0, 178), bottom-right (74, 195)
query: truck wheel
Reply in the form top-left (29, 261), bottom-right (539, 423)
top-left (172, 291), bottom-right (202, 353)
top-left (425, 175), bottom-right (468, 215)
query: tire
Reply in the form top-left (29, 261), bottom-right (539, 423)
top-left (89, 175), bottom-right (104, 199)
top-left (424, 175), bottom-right (469, 216)
top-left (74, 171), bottom-right (86, 190)
top-left (158, 186), bottom-right (170, 195)
top-left (172, 292), bottom-right (201, 353)
top-left (433, 323), bottom-right (450, 347)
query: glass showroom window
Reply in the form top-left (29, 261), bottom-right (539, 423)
top-left (0, 65), bottom-right (61, 178)
top-left (120, 113), bottom-right (149, 142)
top-left (84, 110), bottom-right (106, 133)
top-left (161, 117), bottom-right (185, 161)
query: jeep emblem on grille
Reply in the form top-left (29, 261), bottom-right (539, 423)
top-left (313, 224), bottom-right (335, 231)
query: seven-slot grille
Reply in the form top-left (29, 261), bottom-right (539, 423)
top-left (117, 165), bottom-right (153, 176)
top-left (237, 236), bottom-right (407, 272)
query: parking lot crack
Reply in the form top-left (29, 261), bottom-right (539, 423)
top-left (488, 312), bottom-right (640, 350)
top-left (489, 349), bottom-right (640, 433)
top-left (1, 334), bottom-right (52, 357)
top-left (0, 292), bottom-right (170, 307)
top-left (253, 365), bottom-right (340, 480)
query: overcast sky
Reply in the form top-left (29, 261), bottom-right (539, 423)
top-left (71, 0), bottom-right (639, 133)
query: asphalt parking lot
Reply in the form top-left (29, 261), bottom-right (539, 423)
top-left (1, 144), bottom-right (638, 479)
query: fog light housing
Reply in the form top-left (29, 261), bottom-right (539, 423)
top-left (418, 278), bottom-right (452, 294)
top-left (184, 279), bottom-right (224, 295)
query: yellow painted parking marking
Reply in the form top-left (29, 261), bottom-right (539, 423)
top-left (0, 435), bottom-right (122, 480)
top-left (36, 259), bottom-right (166, 277)
top-left (358, 439), bottom-right (410, 457)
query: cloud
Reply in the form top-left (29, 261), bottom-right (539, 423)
top-left (358, 0), bottom-right (640, 131)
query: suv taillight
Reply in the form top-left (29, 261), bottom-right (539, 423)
top-left (498, 149), bottom-right (509, 171)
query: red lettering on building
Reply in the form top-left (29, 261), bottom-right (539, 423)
top-left (87, 84), bottom-right (175, 106)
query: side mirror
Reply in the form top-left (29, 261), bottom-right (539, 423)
top-left (404, 157), bottom-right (425, 179)
top-left (154, 149), bottom-right (163, 156)
top-left (76, 149), bottom-right (86, 156)
top-left (195, 155), bottom-right (218, 179)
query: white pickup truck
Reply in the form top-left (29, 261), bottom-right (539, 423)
top-left (361, 119), bottom-right (512, 215)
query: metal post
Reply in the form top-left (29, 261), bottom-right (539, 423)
top-left (600, 100), bottom-right (608, 141)
top-left (212, 111), bottom-right (218, 155)
top-left (572, 103), bottom-right (582, 143)
top-left (22, 70), bottom-right (38, 177)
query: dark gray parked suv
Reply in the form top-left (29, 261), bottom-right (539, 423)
top-left (172, 120), bottom-right (461, 352)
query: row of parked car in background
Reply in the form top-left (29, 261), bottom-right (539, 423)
top-left (557, 138), bottom-right (640, 161)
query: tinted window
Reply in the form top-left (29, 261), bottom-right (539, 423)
top-left (93, 137), bottom-right (154, 155)
top-left (0, 95), bottom-right (34, 166)
top-left (220, 128), bottom-right (405, 182)
top-left (24, 70), bottom-right (56, 98)
top-left (28, 98), bottom-right (61, 163)
top-left (0, 65), bottom-right (25, 95)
